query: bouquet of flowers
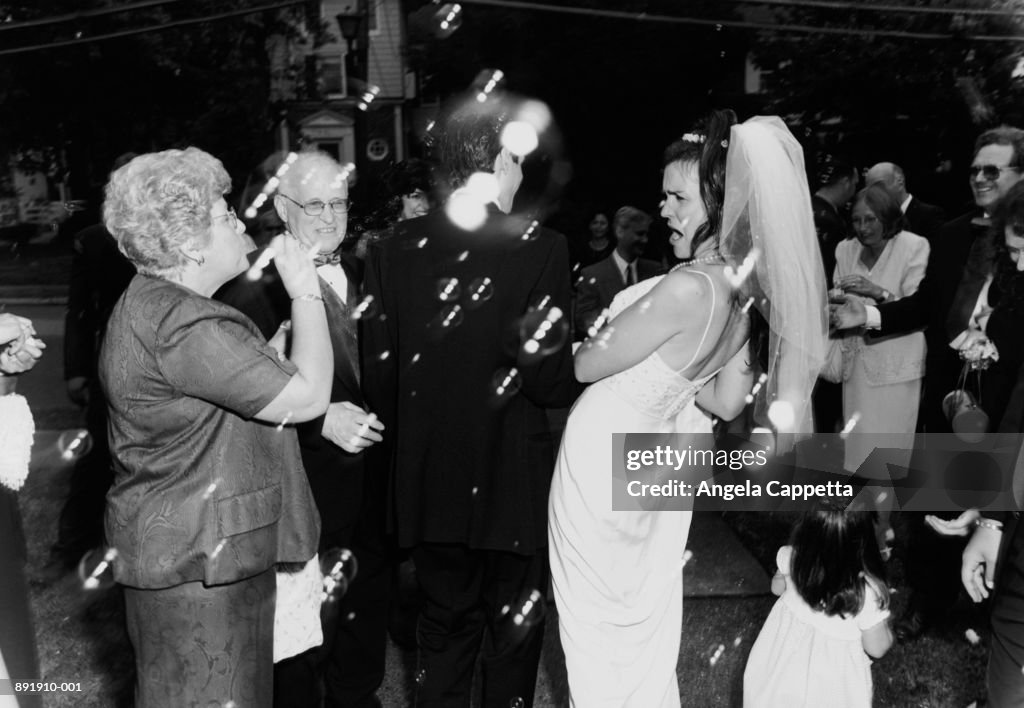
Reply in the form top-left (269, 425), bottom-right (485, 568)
top-left (959, 333), bottom-right (999, 371)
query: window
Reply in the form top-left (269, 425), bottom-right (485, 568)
top-left (320, 55), bottom-right (345, 97)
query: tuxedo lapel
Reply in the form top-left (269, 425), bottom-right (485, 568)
top-left (320, 275), bottom-right (362, 396)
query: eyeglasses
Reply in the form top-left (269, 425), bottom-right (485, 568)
top-left (214, 207), bottom-right (239, 230)
top-left (970, 164), bottom-right (1020, 181)
top-left (280, 193), bottom-right (350, 217)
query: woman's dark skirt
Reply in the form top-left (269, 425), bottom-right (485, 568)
top-left (124, 567), bottom-right (275, 708)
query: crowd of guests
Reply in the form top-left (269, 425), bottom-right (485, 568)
top-left (6, 93), bottom-right (1024, 708)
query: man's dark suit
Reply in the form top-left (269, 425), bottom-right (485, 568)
top-left (218, 255), bottom-right (390, 708)
top-left (361, 207), bottom-right (577, 707)
top-left (904, 196), bottom-right (946, 244)
top-left (574, 254), bottom-right (663, 339)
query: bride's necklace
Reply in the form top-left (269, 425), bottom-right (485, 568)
top-left (672, 252), bottom-right (725, 271)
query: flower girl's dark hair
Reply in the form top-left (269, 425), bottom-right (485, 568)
top-left (788, 500), bottom-right (890, 618)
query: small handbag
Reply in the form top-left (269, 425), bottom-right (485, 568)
top-left (943, 363), bottom-right (989, 442)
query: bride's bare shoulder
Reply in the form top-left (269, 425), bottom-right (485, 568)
top-left (657, 267), bottom-right (730, 309)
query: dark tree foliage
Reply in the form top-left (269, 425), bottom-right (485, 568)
top-left (0, 0), bottom-right (312, 206)
top-left (749, 0), bottom-right (1024, 207)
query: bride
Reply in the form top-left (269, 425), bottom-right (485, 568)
top-left (548, 110), bottom-right (827, 707)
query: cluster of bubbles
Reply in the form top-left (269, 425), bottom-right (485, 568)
top-left (57, 429), bottom-right (92, 462)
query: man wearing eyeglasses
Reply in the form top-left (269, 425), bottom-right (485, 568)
top-left (218, 150), bottom-right (390, 708)
top-left (831, 126), bottom-right (1024, 645)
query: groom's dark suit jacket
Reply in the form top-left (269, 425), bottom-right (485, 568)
top-left (217, 255), bottom-right (367, 540)
top-left (361, 207), bottom-right (579, 554)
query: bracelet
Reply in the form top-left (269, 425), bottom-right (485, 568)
top-left (975, 518), bottom-right (1004, 532)
top-left (292, 293), bottom-right (324, 303)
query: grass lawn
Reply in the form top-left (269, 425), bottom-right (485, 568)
top-left (17, 445), bottom-right (989, 707)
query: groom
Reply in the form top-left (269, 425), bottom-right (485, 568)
top-left (361, 95), bottom-right (578, 706)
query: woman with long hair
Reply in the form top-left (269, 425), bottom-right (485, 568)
top-left (549, 111), bottom-right (827, 706)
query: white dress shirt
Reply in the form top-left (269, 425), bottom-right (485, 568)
top-left (316, 263), bottom-right (348, 303)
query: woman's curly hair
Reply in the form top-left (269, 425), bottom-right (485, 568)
top-left (103, 147), bottom-right (231, 277)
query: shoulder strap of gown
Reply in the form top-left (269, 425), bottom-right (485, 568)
top-left (675, 268), bottom-right (718, 376)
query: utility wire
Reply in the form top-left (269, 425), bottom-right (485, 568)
top-left (725, 0), bottom-right (1024, 19)
top-left (0, 0), bottom-right (306, 56)
top-left (457, 0), bottom-right (1024, 42)
top-left (0, 0), bottom-right (188, 32)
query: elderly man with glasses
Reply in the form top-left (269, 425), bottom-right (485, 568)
top-left (218, 150), bottom-right (390, 708)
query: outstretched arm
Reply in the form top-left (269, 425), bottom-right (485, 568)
top-left (574, 271), bottom-right (710, 383)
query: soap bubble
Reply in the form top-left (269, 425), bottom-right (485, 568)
top-left (57, 429), bottom-right (92, 462)
top-left (78, 547), bottom-right (118, 591)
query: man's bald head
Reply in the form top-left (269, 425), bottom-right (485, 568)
top-left (865, 162), bottom-right (907, 203)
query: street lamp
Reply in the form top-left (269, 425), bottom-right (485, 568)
top-left (336, 6), bottom-right (366, 97)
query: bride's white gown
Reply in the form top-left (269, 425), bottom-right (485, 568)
top-left (549, 272), bottom-right (719, 708)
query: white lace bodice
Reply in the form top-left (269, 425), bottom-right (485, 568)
top-left (600, 274), bottom-right (718, 420)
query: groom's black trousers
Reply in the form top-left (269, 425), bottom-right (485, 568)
top-left (411, 543), bottom-right (548, 708)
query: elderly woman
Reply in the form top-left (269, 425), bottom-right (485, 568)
top-left (99, 148), bottom-right (332, 707)
top-left (830, 184), bottom-right (929, 540)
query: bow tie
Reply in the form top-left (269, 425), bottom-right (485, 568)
top-left (313, 250), bottom-right (343, 267)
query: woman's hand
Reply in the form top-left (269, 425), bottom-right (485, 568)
top-left (271, 234), bottom-right (320, 300)
top-left (925, 509), bottom-right (980, 537)
top-left (0, 313), bottom-right (33, 347)
top-left (836, 274), bottom-right (886, 301)
top-left (0, 332), bottom-right (45, 375)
